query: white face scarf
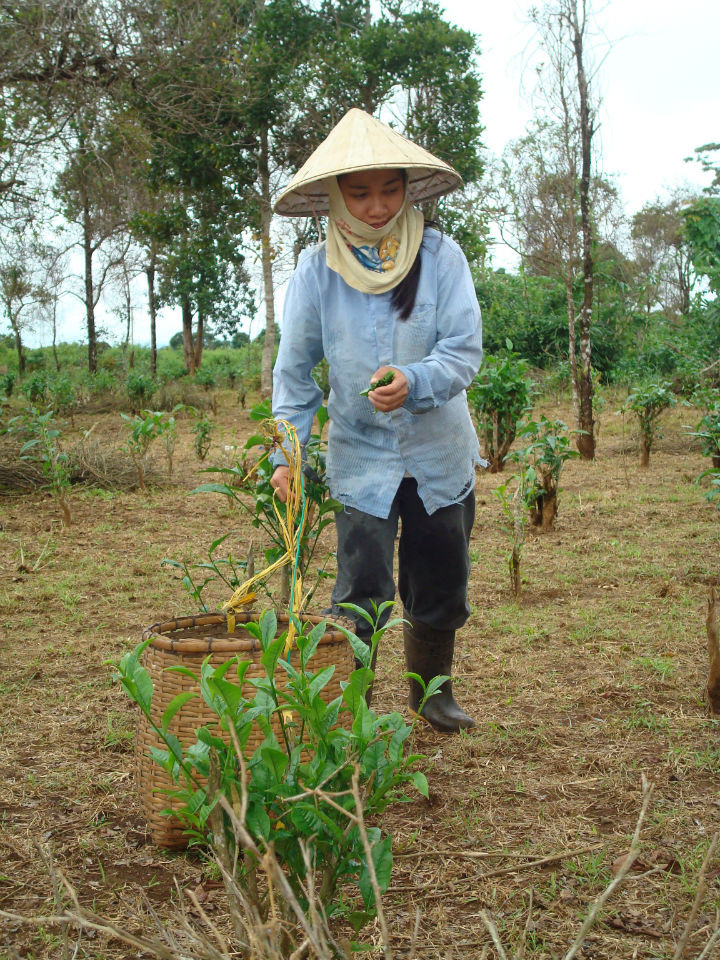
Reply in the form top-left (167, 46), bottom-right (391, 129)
top-left (324, 176), bottom-right (424, 294)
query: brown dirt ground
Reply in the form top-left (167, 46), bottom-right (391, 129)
top-left (1, 389), bottom-right (719, 959)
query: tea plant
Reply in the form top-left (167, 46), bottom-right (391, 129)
top-left (22, 372), bottom-right (47, 405)
top-left (125, 371), bottom-right (157, 413)
top-left (0, 372), bottom-right (14, 397)
top-left (193, 400), bottom-right (341, 607)
top-left (510, 417), bottom-right (579, 532)
top-left (193, 415), bottom-right (214, 461)
top-left (47, 373), bottom-right (77, 422)
top-left (493, 474), bottom-right (528, 597)
top-left (11, 408), bottom-right (72, 527)
top-left (468, 341), bottom-right (533, 472)
top-left (162, 533), bottom-right (251, 612)
top-left (120, 409), bottom-right (170, 490)
top-left (115, 606), bottom-right (437, 936)
top-left (622, 381), bottom-right (677, 466)
top-left (688, 389), bottom-right (720, 469)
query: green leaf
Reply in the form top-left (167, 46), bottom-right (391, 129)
top-left (424, 675), bottom-right (450, 700)
top-left (261, 747), bottom-right (288, 781)
top-left (133, 665), bottom-right (154, 715)
top-left (260, 609), bottom-right (278, 649)
top-left (161, 691), bottom-right (197, 733)
top-left (308, 664), bottom-right (335, 701)
top-left (246, 802), bottom-right (272, 841)
top-left (300, 619), bottom-right (325, 669)
top-left (214, 677), bottom-right (246, 715)
top-left (411, 771), bottom-right (429, 798)
top-left (261, 635), bottom-right (285, 678)
top-left (164, 732), bottom-right (183, 765)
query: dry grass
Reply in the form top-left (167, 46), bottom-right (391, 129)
top-left (1, 389), bottom-right (719, 959)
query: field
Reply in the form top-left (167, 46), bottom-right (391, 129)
top-left (1, 389), bottom-right (719, 959)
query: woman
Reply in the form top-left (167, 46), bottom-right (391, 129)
top-left (269, 108), bottom-right (483, 732)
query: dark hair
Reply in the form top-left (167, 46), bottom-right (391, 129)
top-left (391, 221), bottom-right (441, 321)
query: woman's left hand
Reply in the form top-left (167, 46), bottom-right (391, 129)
top-left (368, 366), bottom-right (408, 412)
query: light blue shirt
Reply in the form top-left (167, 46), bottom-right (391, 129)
top-left (271, 228), bottom-right (484, 519)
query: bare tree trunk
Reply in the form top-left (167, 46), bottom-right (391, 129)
top-left (194, 306), bottom-right (204, 371)
top-left (570, 0), bottom-right (595, 459)
top-left (639, 435), bottom-right (650, 467)
top-left (146, 262), bottom-right (157, 377)
top-left (51, 300), bottom-right (60, 372)
top-left (5, 303), bottom-right (26, 375)
top-left (82, 190), bottom-right (98, 375)
top-left (259, 128), bottom-right (275, 399)
top-left (182, 296), bottom-right (196, 375)
top-left (707, 588), bottom-right (720, 715)
top-left (565, 280), bottom-right (580, 423)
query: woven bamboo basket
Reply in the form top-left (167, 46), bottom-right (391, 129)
top-left (135, 610), bottom-right (354, 849)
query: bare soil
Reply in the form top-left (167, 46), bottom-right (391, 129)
top-left (1, 391), bottom-right (719, 959)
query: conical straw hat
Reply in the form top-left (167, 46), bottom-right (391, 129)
top-left (275, 108), bottom-right (463, 217)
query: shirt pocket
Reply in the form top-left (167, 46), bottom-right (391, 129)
top-left (393, 303), bottom-right (437, 364)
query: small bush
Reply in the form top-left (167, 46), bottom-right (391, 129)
top-left (468, 342), bottom-right (534, 472)
top-left (125, 371), bottom-right (157, 412)
top-left (623, 382), bottom-right (678, 467)
top-left (22, 372), bottom-right (48, 404)
top-left (0, 372), bottom-right (15, 397)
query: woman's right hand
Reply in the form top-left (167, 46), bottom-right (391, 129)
top-left (270, 465), bottom-right (290, 503)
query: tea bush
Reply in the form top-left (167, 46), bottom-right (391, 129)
top-left (468, 342), bottom-right (534, 472)
top-left (115, 607), bottom-right (434, 933)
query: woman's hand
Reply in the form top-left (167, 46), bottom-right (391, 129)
top-left (270, 465), bottom-right (290, 502)
top-left (368, 366), bottom-right (408, 412)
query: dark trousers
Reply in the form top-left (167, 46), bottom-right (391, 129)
top-left (330, 478), bottom-right (475, 636)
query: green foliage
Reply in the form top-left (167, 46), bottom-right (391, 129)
top-left (468, 341), bottom-right (534, 472)
top-left (493, 475), bottom-right (528, 598)
top-left (10, 408), bottom-right (72, 526)
top-left (193, 416), bottom-right (214, 462)
top-left (192, 400), bottom-right (341, 606)
top-left (22, 372), bottom-right (47, 404)
top-left (510, 417), bottom-right (579, 531)
top-left (162, 533), bottom-right (248, 613)
top-left (193, 367), bottom-right (216, 391)
top-left (125, 372), bottom-right (157, 412)
top-left (120, 409), bottom-right (172, 489)
top-left (688, 389), bottom-right (720, 467)
top-left (622, 382), bottom-right (678, 465)
top-left (47, 373), bottom-right (76, 417)
top-left (683, 197), bottom-right (720, 295)
top-left (114, 607), bottom-right (430, 925)
top-left (0, 371), bottom-right (14, 397)
top-left (475, 270), bottom-right (569, 365)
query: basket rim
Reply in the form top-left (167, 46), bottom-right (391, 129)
top-left (142, 610), bottom-right (353, 654)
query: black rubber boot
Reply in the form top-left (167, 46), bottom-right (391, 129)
top-left (403, 614), bottom-right (475, 733)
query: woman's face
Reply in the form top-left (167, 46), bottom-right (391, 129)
top-left (338, 168), bottom-right (405, 229)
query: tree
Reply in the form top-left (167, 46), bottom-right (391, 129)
top-left (245, 0), bottom-right (485, 396)
top-left (500, 0), bottom-right (605, 458)
top-left (631, 192), bottom-right (697, 319)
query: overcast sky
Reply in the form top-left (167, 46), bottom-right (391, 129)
top-left (36, 0), bottom-right (720, 348)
